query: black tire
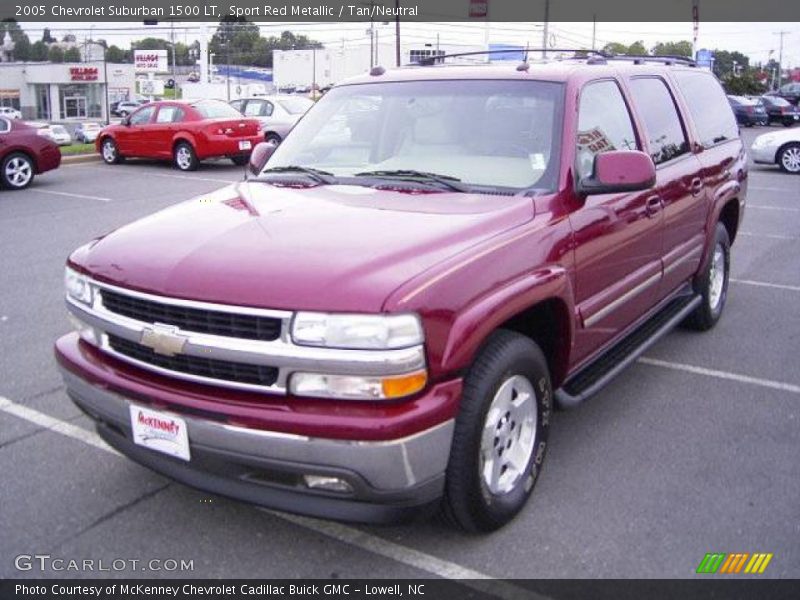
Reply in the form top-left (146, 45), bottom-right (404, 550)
top-left (230, 155), bottom-right (249, 166)
top-left (100, 137), bottom-right (123, 165)
top-left (441, 330), bottom-right (552, 532)
top-left (685, 223), bottom-right (731, 331)
top-left (1, 152), bottom-right (35, 190)
top-left (265, 133), bottom-right (282, 145)
top-left (778, 143), bottom-right (800, 174)
top-left (173, 141), bottom-right (199, 171)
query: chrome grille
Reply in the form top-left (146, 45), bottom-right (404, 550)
top-left (108, 334), bottom-right (279, 387)
top-left (101, 289), bottom-right (281, 341)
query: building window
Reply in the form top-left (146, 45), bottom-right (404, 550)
top-left (35, 84), bottom-right (50, 121)
top-left (409, 49), bottom-right (445, 64)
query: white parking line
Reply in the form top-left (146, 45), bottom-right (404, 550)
top-left (747, 205), bottom-right (800, 213)
top-left (0, 395), bottom-right (542, 597)
top-left (731, 278), bottom-right (800, 292)
top-left (148, 172), bottom-right (237, 185)
top-left (748, 186), bottom-right (798, 192)
top-left (637, 358), bottom-right (800, 395)
top-left (739, 231), bottom-right (798, 241)
top-left (28, 189), bottom-right (112, 202)
top-left (0, 396), bottom-right (119, 455)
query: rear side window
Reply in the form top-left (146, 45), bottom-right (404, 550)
top-left (673, 71), bottom-right (738, 149)
top-left (0, 118), bottom-right (9, 133)
top-left (156, 106), bottom-right (184, 123)
top-left (576, 80), bottom-right (638, 180)
top-left (628, 77), bottom-right (689, 165)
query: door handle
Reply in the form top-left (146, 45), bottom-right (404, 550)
top-left (646, 195), bottom-right (662, 218)
top-left (689, 177), bottom-right (704, 196)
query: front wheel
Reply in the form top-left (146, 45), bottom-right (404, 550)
top-left (100, 138), bottom-right (123, 164)
top-left (441, 330), bottom-right (551, 532)
top-left (685, 223), bottom-right (731, 331)
top-left (1, 153), bottom-right (35, 190)
top-left (174, 142), bottom-right (199, 171)
top-left (778, 143), bottom-right (800, 174)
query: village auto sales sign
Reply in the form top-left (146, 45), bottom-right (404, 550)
top-left (134, 49), bottom-right (168, 73)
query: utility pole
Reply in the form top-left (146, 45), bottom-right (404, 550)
top-left (542, 0), bottom-right (550, 58)
top-left (775, 30), bottom-right (790, 90)
top-left (395, 0), bottom-right (401, 67)
top-left (591, 14), bottom-right (596, 50)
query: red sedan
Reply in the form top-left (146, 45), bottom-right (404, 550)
top-left (0, 117), bottom-right (61, 190)
top-left (96, 99), bottom-right (263, 171)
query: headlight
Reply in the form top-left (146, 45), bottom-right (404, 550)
top-left (290, 371), bottom-right (427, 400)
top-left (291, 312), bottom-right (424, 350)
top-left (64, 266), bottom-right (92, 305)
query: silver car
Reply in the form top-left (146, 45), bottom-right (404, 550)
top-left (230, 95), bottom-right (313, 144)
top-left (74, 122), bottom-right (103, 144)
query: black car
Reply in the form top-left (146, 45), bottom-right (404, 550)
top-left (776, 82), bottom-right (800, 106)
top-left (727, 95), bottom-right (768, 127)
top-left (761, 95), bottom-right (800, 127)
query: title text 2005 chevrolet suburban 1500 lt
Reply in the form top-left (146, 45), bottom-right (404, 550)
top-left (56, 53), bottom-right (746, 532)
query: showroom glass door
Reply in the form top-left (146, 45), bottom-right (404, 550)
top-left (63, 96), bottom-right (87, 119)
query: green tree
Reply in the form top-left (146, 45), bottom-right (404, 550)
top-left (30, 40), bottom-right (48, 61)
top-left (601, 41), bottom-right (647, 56)
top-left (652, 40), bottom-right (693, 58)
top-left (627, 40), bottom-right (647, 55)
top-left (105, 45), bottom-right (126, 63)
top-left (48, 45), bottom-right (65, 63)
top-left (722, 73), bottom-right (766, 96)
top-left (41, 28), bottom-right (56, 43)
top-left (64, 47), bottom-right (81, 62)
top-left (711, 50), bottom-right (750, 78)
top-left (12, 35), bottom-right (31, 60)
top-left (1, 18), bottom-right (32, 60)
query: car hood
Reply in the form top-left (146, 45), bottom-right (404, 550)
top-left (73, 182), bottom-right (534, 312)
top-left (754, 128), bottom-right (800, 146)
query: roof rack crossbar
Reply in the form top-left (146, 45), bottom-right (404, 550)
top-left (411, 48), bottom-right (606, 66)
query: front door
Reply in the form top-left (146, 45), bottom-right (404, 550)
top-left (115, 105), bottom-right (155, 156)
top-left (569, 79), bottom-right (664, 366)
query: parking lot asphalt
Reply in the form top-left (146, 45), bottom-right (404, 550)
top-left (1, 127), bottom-right (798, 583)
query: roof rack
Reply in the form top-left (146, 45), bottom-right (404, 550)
top-left (411, 48), bottom-right (696, 68)
top-left (603, 54), bottom-right (697, 67)
top-left (413, 48), bottom-right (606, 66)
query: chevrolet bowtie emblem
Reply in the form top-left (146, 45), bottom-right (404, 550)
top-left (140, 324), bottom-right (188, 356)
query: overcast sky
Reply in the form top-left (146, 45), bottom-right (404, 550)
top-left (18, 21), bottom-right (800, 68)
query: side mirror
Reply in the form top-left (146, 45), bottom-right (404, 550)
top-left (248, 141), bottom-right (276, 175)
top-left (577, 150), bottom-right (656, 196)
top-left (122, 116), bottom-right (131, 126)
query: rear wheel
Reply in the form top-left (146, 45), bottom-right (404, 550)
top-left (778, 143), bottom-right (800, 173)
top-left (1, 153), bottom-right (34, 190)
top-left (685, 223), bottom-right (731, 331)
top-left (265, 133), bottom-right (282, 145)
top-left (174, 142), bottom-right (199, 171)
top-left (441, 330), bottom-right (551, 532)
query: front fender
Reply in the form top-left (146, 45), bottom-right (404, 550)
top-left (440, 266), bottom-right (575, 377)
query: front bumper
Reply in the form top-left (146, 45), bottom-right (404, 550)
top-left (56, 335), bottom-right (458, 523)
top-left (750, 143), bottom-right (777, 165)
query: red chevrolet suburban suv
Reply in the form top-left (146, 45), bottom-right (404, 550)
top-left (56, 54), bottom-right (747, 532)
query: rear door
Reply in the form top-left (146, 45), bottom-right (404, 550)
top-left (671, 70), bottom-right (743, 261)
top-left (150, 104), bottom-right (184, 157)
top-left (627, 76), bottom-right (706, 297)
top-left (569, 79), bottom-right (663, 365)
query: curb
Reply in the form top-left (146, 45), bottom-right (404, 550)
top-left (61, 153), bottom-right (101, 165)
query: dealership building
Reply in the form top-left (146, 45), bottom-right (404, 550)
top-left (0, 61), bottom-right (137, 122)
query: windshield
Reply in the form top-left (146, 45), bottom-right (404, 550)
top-left (766, 96), bottom-right (791, 107)
top-left (277, 97), bottom-right (314, 114)
top-left (193, 100), bottom-right (244, 119)
top-left (266, 80), bottom-right (564, 191)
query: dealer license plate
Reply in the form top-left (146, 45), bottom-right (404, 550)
top-left (130, 404), bottom-right (190, 461)
top-left (239, 140), bottom-right (252, 150)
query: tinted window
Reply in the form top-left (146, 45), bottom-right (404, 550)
top-left (244, 101), bottom-right (270, 117)
top-left (629, 77), bottom-right (689, 165)
top-left (576, 80), bottom-right (638, 179)
top-left (0, 118), bottom-right (9, 133)
top-left (193, 100), bottom-right (243, 119)
top-left (130, 106), bottom-right (154, 125)
top-left (230, 100), bottom-right (244, 112)
top-left (673, 71), bottom-right (738, 148)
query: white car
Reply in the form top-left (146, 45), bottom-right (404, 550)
top-left (0, 106), bottom-right (22, 119)
top-left (47, 124), bottom-right (73, 146)
top-left (751, 128), bottom-right (800, 174)
top-left (74, 122), bottom-right (103, 144)
top-left (229, 95), bottom-right (313, 145)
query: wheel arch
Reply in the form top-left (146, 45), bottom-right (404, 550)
top-left (439, 267), bottom-right (575, 389)
top-left (2, 148), bottom-right (38, 176)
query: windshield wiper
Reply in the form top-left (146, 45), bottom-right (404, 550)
top-left (354, 169), bottom-right (470, 193)
top-left (260, 165), bottom-right (337, 185)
